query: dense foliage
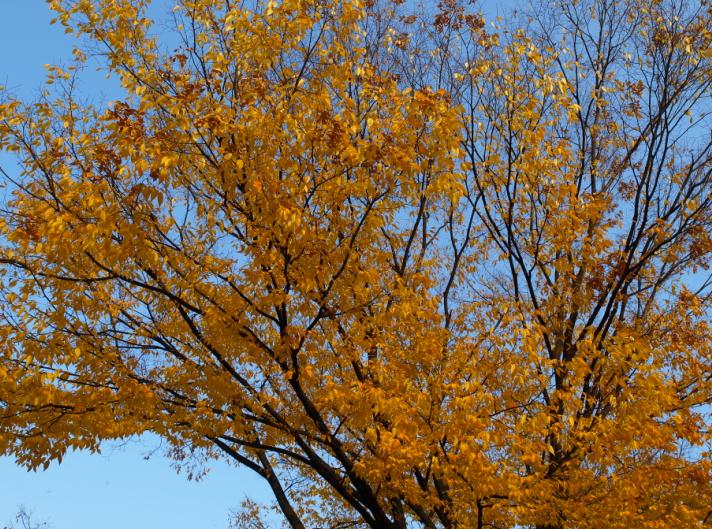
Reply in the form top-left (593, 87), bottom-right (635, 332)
top-left (1, 1), bottom-right (710, 528)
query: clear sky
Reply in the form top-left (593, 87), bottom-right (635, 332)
top-left (0, 2), bottom-right (269, 528)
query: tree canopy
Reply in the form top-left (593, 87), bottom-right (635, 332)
top-left (1, 0), bottom-right (710, 528)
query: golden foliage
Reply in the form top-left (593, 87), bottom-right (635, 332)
top-left (0, 0), bottom-right (710, 528)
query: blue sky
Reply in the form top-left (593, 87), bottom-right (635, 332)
top-left (0, 2), bottom-right (268, 528)
top-left (0, 436), bottom-right (267, 529)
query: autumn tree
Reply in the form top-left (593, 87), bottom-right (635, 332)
top-left (4, 507), bottom-right (49, 529)
top-left (0, 0), bottom-right (710, 528)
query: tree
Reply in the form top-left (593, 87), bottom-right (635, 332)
top-left (0, 0), bottom-right (710, 528)
top-left (4, 507), bottom-right (49, 529)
